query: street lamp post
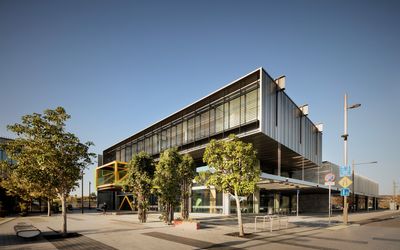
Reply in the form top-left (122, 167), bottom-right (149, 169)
top-left (342, 93), bottom-right (361, 224)
top-left (89, 181), bottom-right (91, 210)
top-left (351, 160), bottom-right (377, 212)
top-left (81, 172), bottom-right (84, 214)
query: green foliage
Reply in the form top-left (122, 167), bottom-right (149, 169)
top-left (154, 148), bottom-right (195, 222)
top-left (153, 148), bottom-right (182, 224)
top-left (0, 107), bottom-right (95, 233)
top-left (202, 134), bottom-right (260, 196)
top-left (0, 161), bottom-right (41, 201)
top-left (123, 151), bottom-right (154, 223)
top-left (202, 134), bottom-right (259, 236)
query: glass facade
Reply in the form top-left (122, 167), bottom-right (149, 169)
top-left (97, 167), bottom-right (115, 186)
top-left (0, 139), bottom-right (14, 165)
top-left (96, 162), bottom-right (128, 188)
top-left (230, 194), bottom-right (254, 214)
top-left (107, 83), bottom-right (259, 162)
top-left (192, 188), bottom-right (223, 213)
top-left (0, 149), bottom-right (6, 161)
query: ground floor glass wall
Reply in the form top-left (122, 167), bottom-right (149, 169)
top-left (192, 188), bottom-right (223, 214)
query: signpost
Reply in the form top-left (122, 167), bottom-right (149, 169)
top-left (338, 176), bottom-right (352, 188)
top-left (324, 173), bottom-right (336, 223)
top-left (341, 188), bottom-right (350, 197)
top-left (340, 165), bottom-right (352, 177)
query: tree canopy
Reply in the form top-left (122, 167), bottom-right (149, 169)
top-left (153, 148), bottom-right (182, 224)
top-left (123, 151), bottom-right (154, 223)
top-left (0, 107), bottom-right (95, 234)
top-left (202, 134), bottom-right (259, 236)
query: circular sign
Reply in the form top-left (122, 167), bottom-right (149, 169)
top-left (324, 173), bottom-right (335, 182)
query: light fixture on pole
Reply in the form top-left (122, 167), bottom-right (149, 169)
top-left (342, 93), bottom-right (361, 224)
top-left (351, 161), bottom-right (377, 212)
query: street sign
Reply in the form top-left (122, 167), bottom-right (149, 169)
top-left (325, 181), bottom-right (335, 186)
top-left (338, 176), bottom-right (353, 188)
top-left (340, 188), bottom-right (350, 197)
top-left (340, 165), bottom-right (352, 177)
top-left (324, 173), bottom-right (335, 182)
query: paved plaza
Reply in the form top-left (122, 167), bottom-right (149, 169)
top-left (1, 210), bottom-right (399, 249)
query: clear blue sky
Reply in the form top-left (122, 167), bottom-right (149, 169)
top-left (1, 0), bottom-right (399, 195)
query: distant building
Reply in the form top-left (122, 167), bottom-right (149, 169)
top-left (95, 68), bottom-right (380, 214)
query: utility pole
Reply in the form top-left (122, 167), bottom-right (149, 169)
top-left (89, 181), bottom-right (91, 210)
top-left (343, 94), bottom-right (349, 224)
top-left (342, 94), bottom-right (361, 224)
top-left (393, 180), bottom-right (396, 201)
top-left (81, 172), bottom-right (84, 214)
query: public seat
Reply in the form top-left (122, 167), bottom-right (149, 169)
top-left (14, 222), bottom-right (41, 238)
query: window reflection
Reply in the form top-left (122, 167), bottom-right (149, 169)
top-left (117, 84), bottom-right (259, 156)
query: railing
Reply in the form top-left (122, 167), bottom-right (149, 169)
top-left (254, 215), bottom-right (288, 232)
top-left (96, 161), bottom-right (127, 189)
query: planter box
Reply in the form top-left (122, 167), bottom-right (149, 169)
top-left (173, 220), bottom-right (200, 230)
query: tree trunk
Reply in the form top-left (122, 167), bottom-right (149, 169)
top-left (143, 205), bottom-right (147, 223)
top-left (61, 193), bottom-right (67, 236)
top-left (181, 180), bottom-right (189, 220)
top-left (137, 193), bottom-right (147, 223)
top-left (234, 189), bottom-right (244, 237)
top-left (47, 198), bottom-right (52, 217)
top-left (171, 205), bottom-right (174, 223)
top-left (167, 203), bottom-right (174, 224)
top-left (138, 193), bottom-right (143, 223)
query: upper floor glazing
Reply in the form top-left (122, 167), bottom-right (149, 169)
top-left (105, 81), bottom-right (260, 163)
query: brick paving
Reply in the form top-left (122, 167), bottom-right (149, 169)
top-left (43, 233), bottom-right (117, 250)
top-left (0, 210), bottom-right (398, 249)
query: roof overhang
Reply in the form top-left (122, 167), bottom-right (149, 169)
top-left (258, 173), bottom-right (340, 193)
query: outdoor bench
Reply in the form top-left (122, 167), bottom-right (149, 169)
top-left (14, 222), bottom-right (41, 238)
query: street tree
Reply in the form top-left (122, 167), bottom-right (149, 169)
top-left (0, 161), bottom-right (41, 214)
top-left (202, 134), bottom-right (259, 237)
top-left (0, 139), bottom-right (56, 216)
top-left (123, 151), bottom-right (154, 223)
top-left (179, 154), bottom-right (195, 220)
top-left (153, 148), bottom-right (181, 224)
top-left (1, 107), bottom-right (94, 235)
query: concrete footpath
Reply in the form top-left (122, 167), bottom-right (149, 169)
top-left (0, 210), bottom-right (399, 250)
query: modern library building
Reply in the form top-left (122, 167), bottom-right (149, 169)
top-left (96, 68), bottom-right (379, 214)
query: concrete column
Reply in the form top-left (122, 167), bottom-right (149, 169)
top-left (365, 196), bottom-right (369, 211)
top-left (223, 192), bottom-right (231, 215)
top-left (355, 195), bottom-right (359, 211)
top-left (188, 196), bottom-right (192, 213)
top-left (113, 191), bottom-right (117, 210)
top-left (253, 188), bottom-right (260, 214)
top-left (210, 188), bottom-right (217, 214)
top-left (296, 190), bottom-right (300, 216)
top-left (274, 193), bottom-right (280, 214)
top-left (277, 144), bottom-right (281, 176)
